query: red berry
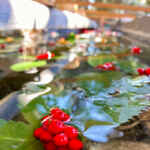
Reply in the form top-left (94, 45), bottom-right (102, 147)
top-left (50, 107), bottom-right (62, 114)
top-left (137, 68), bottom-right (145, 75)
top-left (62, 113), bottom-right (70, 122)
top-left (36, 53), bottom-right (49, 60)
top-left (41, 115), bottom-right (51, 127)
top-left (0, 44), bottom-right (6, 49)
top-left (64, 125), bottom-right (78, 139)
top-left (103, 62), bottom-right (116, 71)
top-left (68, 139), bottom-right (83, 150)
top-left (51, 53), bottom-right (55, 58)
top-left (44, 142), bottom-right (56, 150)
top-left (36, 52), bottom-right (55, 60)
top-left (131, 47), bottom-right (141, 54)
top-left (41, 115), bottom-right (49, 121)
top-left (43, 119), bottom-right (51, 128)
top-left (96, 63), bottom-right (116, 71)
top-left (96, 64), bottom-right (104, 69)
top-left (145, 68), bottom-right (150, 76)
top-left (57, 146), bottom-right (68, 150)
top-left (18, 47), bottom-right (23, 53)
top-left (48, 119), bottom-right (64, 135)
top-left (53, 133), bottom-right (68, 146)
top-left (34, 127), bottom-right (45, 139)
top-left (50, 108), bottom-right (70, 122)
top-left (40, 131), bottom-right (52, 143)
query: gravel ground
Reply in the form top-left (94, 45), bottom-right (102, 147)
top-left (117, 16), bottom-right (150, 40)
top-left (88, 140), bottom-right (150, 150)
top-left (120, 16), bottom-right (150, 33)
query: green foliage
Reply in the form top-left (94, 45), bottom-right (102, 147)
top-left (88, 54), bottom-right (116, 67)
top-left (89, 76), bottom-right (150, 123)
top-left (21, 96), bottom-right (48, 126)
top-left (10, 61), bottom-right (47, 72)
top-left (88, 55), bottom-right (144, 74)
top-left (0, 121), bottom-right (43, 150)
top-left (117, 57), bottom-right (144, 74)
top-left (0, 39), bottom-right (5, 44)
top-left (66, 32), bottom-right (76, 43)
top-left (76, 72), bottom-right (123, 96)
top-left (12, 75), bottom-right (150, 142)
top-left (0, 119), bottom-right (7, 128)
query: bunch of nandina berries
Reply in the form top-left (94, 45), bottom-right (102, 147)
top-left (36, 52), bottom-right (55, 60)
top-left (96, 62), bottom-right (116, 71)
top-left (18, 47), bottom-right (24, 53)
top-left (137, 68), bottom-right (150, 76)
top-left (131, 46), bottom-right (141, 55)
top-left (0, 43), bottom-right (6, 49)
top-left (34, 107), bottom-right (83, 150)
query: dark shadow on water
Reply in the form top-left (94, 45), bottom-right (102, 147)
top-left (0, 72), bottom-right (37, 99)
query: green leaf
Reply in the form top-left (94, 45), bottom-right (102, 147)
top-left (19, 55), bottom-right (36, 61)
top-left (76, 72), bottom-right (123, 96)
top-left (83, 124), bottom-right (118, 142)
top-left (118, 106), bottom-right (145, 123)
top-left (10, 61), bottom-right (47, 72)
top-left (88, 54), bottom-right (116, 67)
top-left (0, 121), bottom-right (43, 150)
top-left (117, 58), bottom-right (143, 74)
top-left (92, 76), bottom-right (150, 124)
top-left (0, 39), bottom-right (5, 44)
top-left (0, 49), bottom-right (18, 53)
top-left (0, 119), bottom-right (7, 128)
top-left (21, 96), bottom-right (48, 126)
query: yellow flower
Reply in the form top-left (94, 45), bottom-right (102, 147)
top-left (5, 37), bottom-right (14, 43)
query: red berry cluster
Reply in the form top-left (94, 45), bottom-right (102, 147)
top-left (36, 52), bottom-right (55, 60)
top-left (0, 44), bottom-right (6, 49)
top-left (18, 47), bottom-right (24, 53)
top-left (96, 62), bottom-right (116, 71)
top-left (131, 47), bottom-right (141, 55)
top-left (137, 68), bottom-right (150, 76)
top-left (34, 108), bottom-right (83, 150)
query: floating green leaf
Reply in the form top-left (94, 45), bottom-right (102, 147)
top-left (0, 119), bottom-right (7, 128)
top-left (0, 39), bottom-right (5, 44)
top-left (10, 61), bottom-right (47, 72)
top-left (117, 58), bottom-right (144, 74)
top-left (88, 54), bottom-right (116, 67)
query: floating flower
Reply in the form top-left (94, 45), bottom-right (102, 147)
top-left (5, 37), bottom-right (14, 43)
top-left (112, 31), bottom-right (118, 37)
top-left (105, 30), bottom-right (112, 36)
top-left (57, 38), bottom-right (68, 45)
top-left (50, 32), bottom-right (59, 38)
